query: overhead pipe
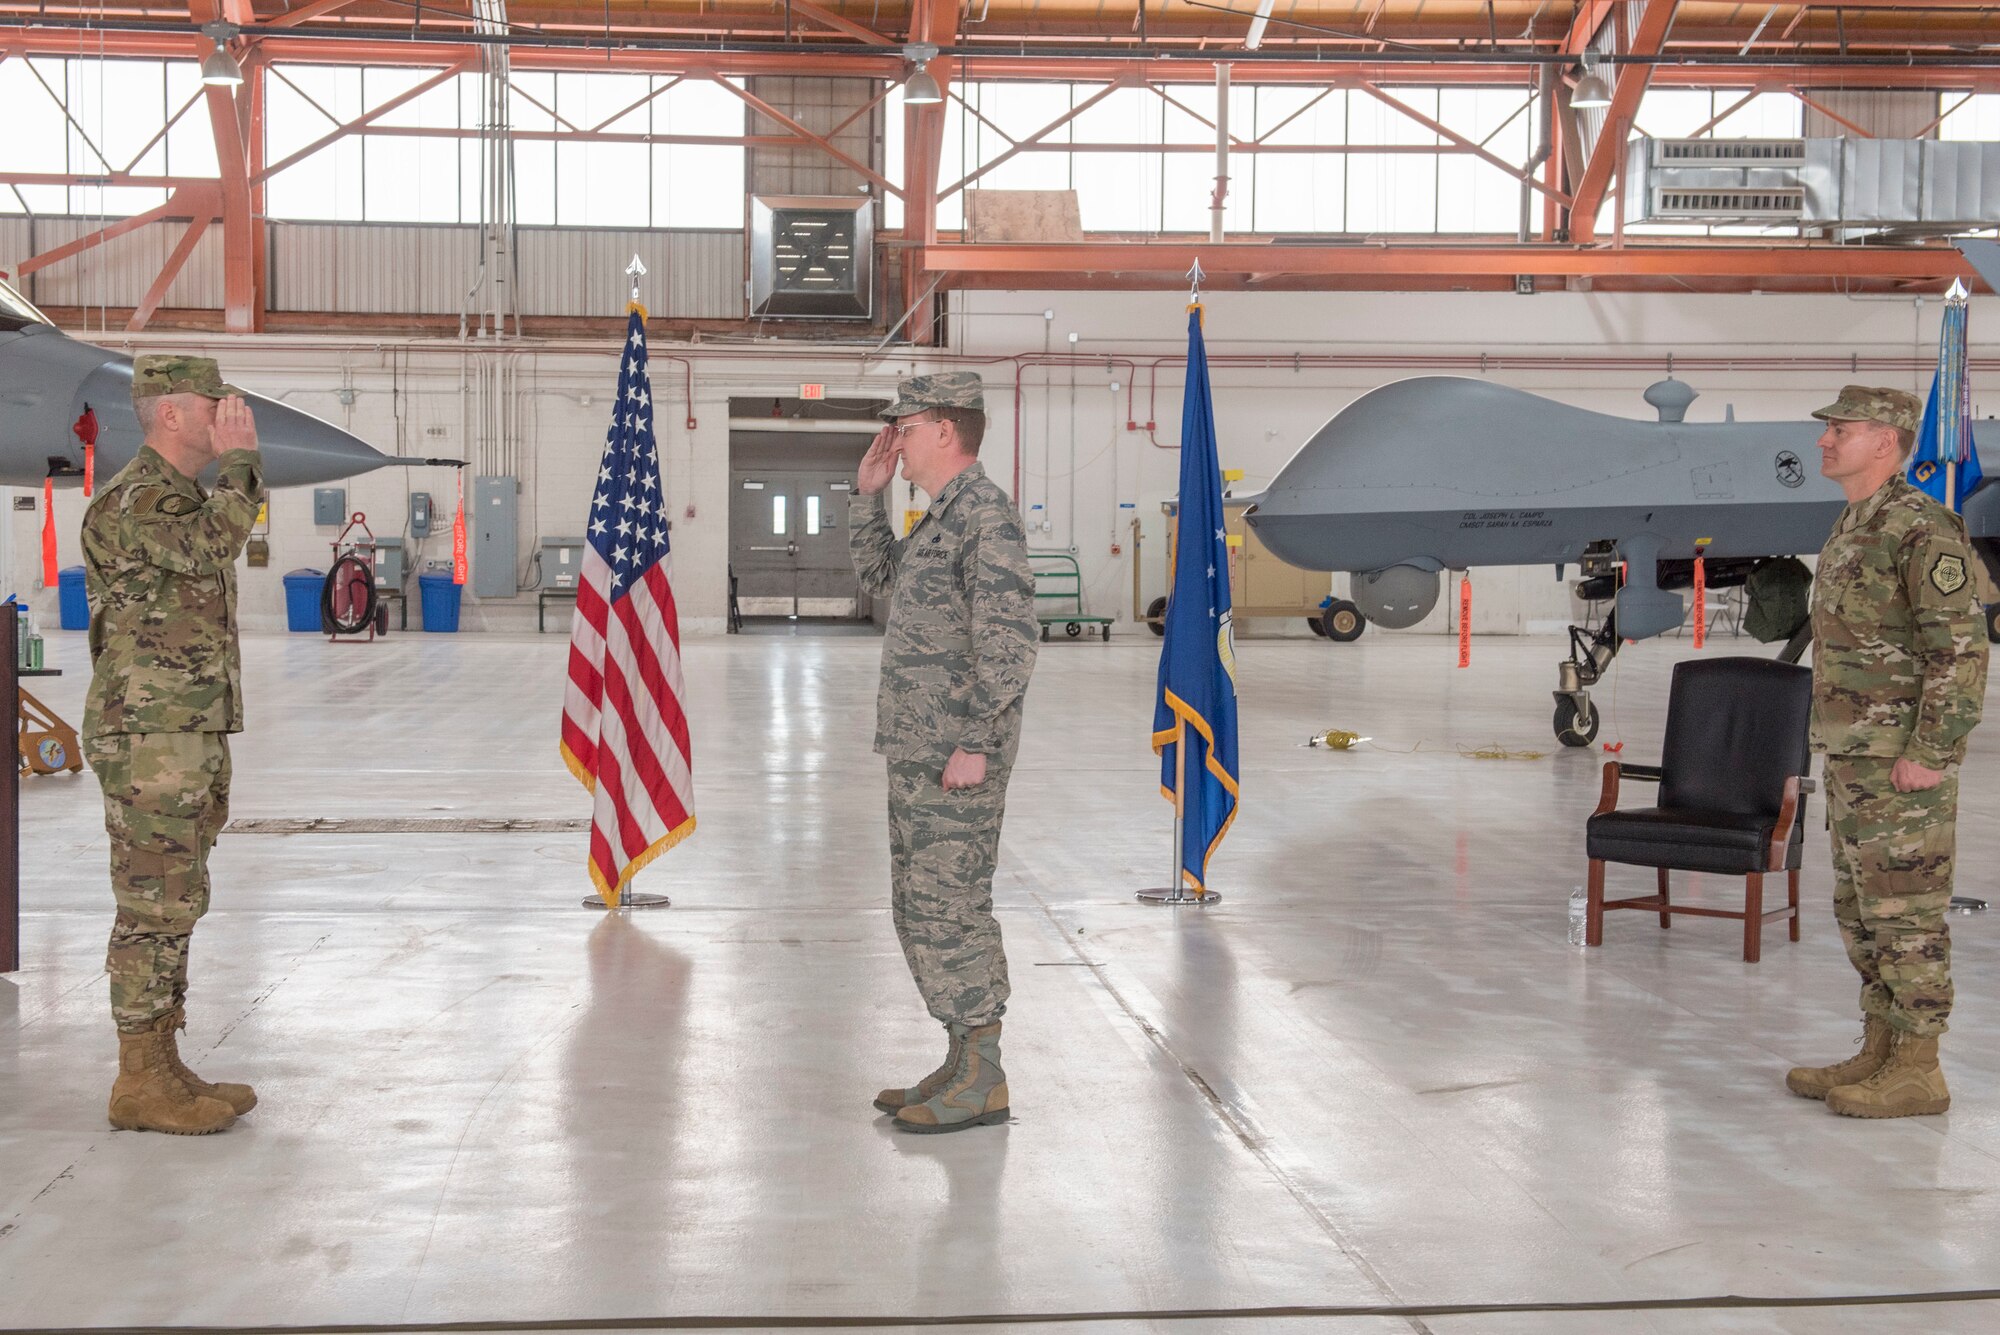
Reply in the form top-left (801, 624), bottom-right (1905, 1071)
top-left (1211, 62), bottom-right (1231, 244)
top-left (19, 20), bottom-right (2000, 69)
top-left (1520, 64), bottom-right (1555, 244)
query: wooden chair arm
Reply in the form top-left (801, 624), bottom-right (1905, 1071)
top-left (1593, 760), bottom-right (1663, 818)
top-left (1593, 761), bottom-right (1621, 817)
top-left (1767, 775), bottom-right (1803, 871)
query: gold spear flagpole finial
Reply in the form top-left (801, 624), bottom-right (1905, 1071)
top-left (1187, 258), bottom-right (1206, 316)
top-left (1947, 277), bottom-right (1969, 303)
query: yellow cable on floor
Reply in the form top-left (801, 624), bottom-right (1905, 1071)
top-left (1459, 744), bottom-right (1550, 761)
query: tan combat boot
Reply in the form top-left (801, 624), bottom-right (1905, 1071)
top-left (109, 1023), bottom-right (237, 1135)
top-left (1827, 1031), bottom-right (1950, 1119)
top-left (1786, 1016), bottom-right (1893, 1100)
top-left (874, 1026), bottom-right (965, 1114)
top-left (895, 1022), bottom-right (1009, 1134)
top-left (162, 1009), bottom-right (257, 1116)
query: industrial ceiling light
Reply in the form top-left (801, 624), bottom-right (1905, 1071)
top-left (1571, 53), bottom-right (1613, 110)
top-left (199, 22), bottom-right (243, 87)
top-left (902, 44), bottom-right (942, 105)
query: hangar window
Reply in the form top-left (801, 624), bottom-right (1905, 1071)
top-left (0, 56), bottom-right (212, 217)
top-left (927, 81), bottom-right (1532, 236)
top-left (1941, 94), bottom-right (2000, 140)
top-left (257, 65), bottom-right (746, 227)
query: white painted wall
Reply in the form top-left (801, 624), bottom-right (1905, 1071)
top-left (11, 284), bottom-right (1992, 643)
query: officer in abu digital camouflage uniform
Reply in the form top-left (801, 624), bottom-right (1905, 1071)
top-left (851, 371), bottom-right (1038, 1134)
top-left (83, 354), bottom-right (264, 1136)
top-left (1786, 385), bottom-right (1987, 1119)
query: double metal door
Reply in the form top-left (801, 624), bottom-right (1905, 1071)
top-left (730, 470), bottom-right (859, 616)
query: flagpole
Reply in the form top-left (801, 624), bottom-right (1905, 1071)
top-left (583, 254), bottom-right (674, 913)
top-left (1138, 718), bottom-right (1214, 905)
top-left (1138, 261), bottom-right (1220, 908)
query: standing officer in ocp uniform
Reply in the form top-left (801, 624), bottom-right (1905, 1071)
top-left (84, 354), bottom-right (264, 1136)
top-left (850, 371), bottom-right (1039, 1134)
top-left (1786, 385), bottom-right (1987, 1119)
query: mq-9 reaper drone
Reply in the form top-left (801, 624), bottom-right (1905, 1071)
top-left (1243, 372), bottom-right (2000, 748)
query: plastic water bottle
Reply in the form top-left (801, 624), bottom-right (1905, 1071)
top-left (1568, 886), bottom-right (1588, 947)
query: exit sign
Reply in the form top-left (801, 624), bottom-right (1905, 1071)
top-left (799, 383), bottom-right (825, 400)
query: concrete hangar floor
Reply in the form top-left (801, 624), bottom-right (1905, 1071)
top-left (3, 625), bottom-right (1998, 1335)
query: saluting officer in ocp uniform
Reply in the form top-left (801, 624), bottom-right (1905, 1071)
top-left (1786, 385), bottom-right (1988, 1119)
top-left (83, 355), bottom-right (264, 1136)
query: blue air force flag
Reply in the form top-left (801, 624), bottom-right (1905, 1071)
top-left (1908, 373), bottom-right (1984, 511)
top-left (1151, 307), bottom-right (1240, 894)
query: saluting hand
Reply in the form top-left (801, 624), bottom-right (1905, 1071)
top-left (858, 425), bottom-right (900, 496)
top-left (212, 395), bottom-right (260, 459)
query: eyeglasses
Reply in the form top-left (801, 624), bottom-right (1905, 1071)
top-left (890, 417), bottom-right (938, 435)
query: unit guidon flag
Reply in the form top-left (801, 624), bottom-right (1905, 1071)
top-left (560, 304), bottom-right (696, 905)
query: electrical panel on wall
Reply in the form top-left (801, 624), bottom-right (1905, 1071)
top-left (473, 476), bottom-right (518, 600)
top-left (313, 488), bottom-right (345, 525)
top-left (410, 492), bottom-right (433, 538)
top-left (749, 196), bottom-right (874, 320)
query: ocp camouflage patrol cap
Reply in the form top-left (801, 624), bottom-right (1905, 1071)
top-left (131, 354), bottom-right (246, 403)
top-left (881, 371), bottom-right (984, 419)
top-left (1811, 384), bottom-right (1922, 434)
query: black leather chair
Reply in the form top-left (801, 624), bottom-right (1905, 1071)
top-left (1584, 657), bottom-right (1813, 963)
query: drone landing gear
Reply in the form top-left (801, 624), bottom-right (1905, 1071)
top-left (1553, 613), bottom-right (1620, 748)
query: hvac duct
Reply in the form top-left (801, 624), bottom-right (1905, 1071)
top-left (1632, 137), bottom-right (2000, 234)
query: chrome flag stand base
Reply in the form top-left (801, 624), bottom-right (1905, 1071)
top-left (582, 890), bottom-right (672, 910)
top-left (1137, 886), bottom-right (1219, 906)
top-left (1138, 727), bottom-right (1218, 905)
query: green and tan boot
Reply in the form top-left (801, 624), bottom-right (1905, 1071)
top-left (894, 1022), bottom-right (1009, 1134)
top-left (1786, 1016), bottom-right (1893, 1100)
top-left (109, 1022), bottom-right (237, 1135)
top-left (1827, 1031), bottom-right (1950, 1119)
top-left (874, 1026), bottom-right (965, 1114)
top-left (162, 1009), bottom-right (257, 1116)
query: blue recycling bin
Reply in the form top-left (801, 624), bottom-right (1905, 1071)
top-left (283, 569), bottom-right (326, 633)
top-left (57, 565), bottom-right (89, 630)
top-left (419, 571), bottom-right (462, 633)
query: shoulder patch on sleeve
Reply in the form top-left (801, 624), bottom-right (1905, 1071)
top-left (1930, 552), bottom-right (1968, 596)
top-left (155, 492), bottom-right (202, 517)
top-left (125, 484), bottom-right (164, 516)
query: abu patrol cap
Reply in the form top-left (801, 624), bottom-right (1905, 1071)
top-left (881, 371), bottom-right (984, 420)
top-left (1811, 384), bottom-right (1923, 434)
top-left (131, 354), bottom-right (247, 403)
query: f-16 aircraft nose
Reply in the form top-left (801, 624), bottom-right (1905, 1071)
top-left (2, 325), bottom-right (396, 489)
top-left (239, 392), bottom-right (394, 489)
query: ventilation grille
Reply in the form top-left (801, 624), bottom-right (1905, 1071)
top-left (1654, 138), bottom-right (1806, 167)
top-left (750, 196), bottom-right (874, 319)
top-left (770, 211), bottom-right (857, 292)
top-left (1650, 187), bottom-right (1804, 218)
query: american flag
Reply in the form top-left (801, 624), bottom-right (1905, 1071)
top-left (560, 304), bottom-right (696, 905)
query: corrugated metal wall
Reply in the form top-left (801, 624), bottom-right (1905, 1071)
top-left (270, 222), bottom-right (478, 315)
top-left (0, 214), bottom-right (224, 311)
top-left (748, 77), bottom-right (881, 197)
top-left (1802, 91), bottom-right (1944, 141)
top-left (513, 228), bottom-right (744, 317)
top-left (5, 217), bottom-right (743, 318)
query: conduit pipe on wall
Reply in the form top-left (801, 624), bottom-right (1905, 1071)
top-left (1520, 66), bottom-right (1555, 245)
top-left (102, 335), bottom-right (1997, 503)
